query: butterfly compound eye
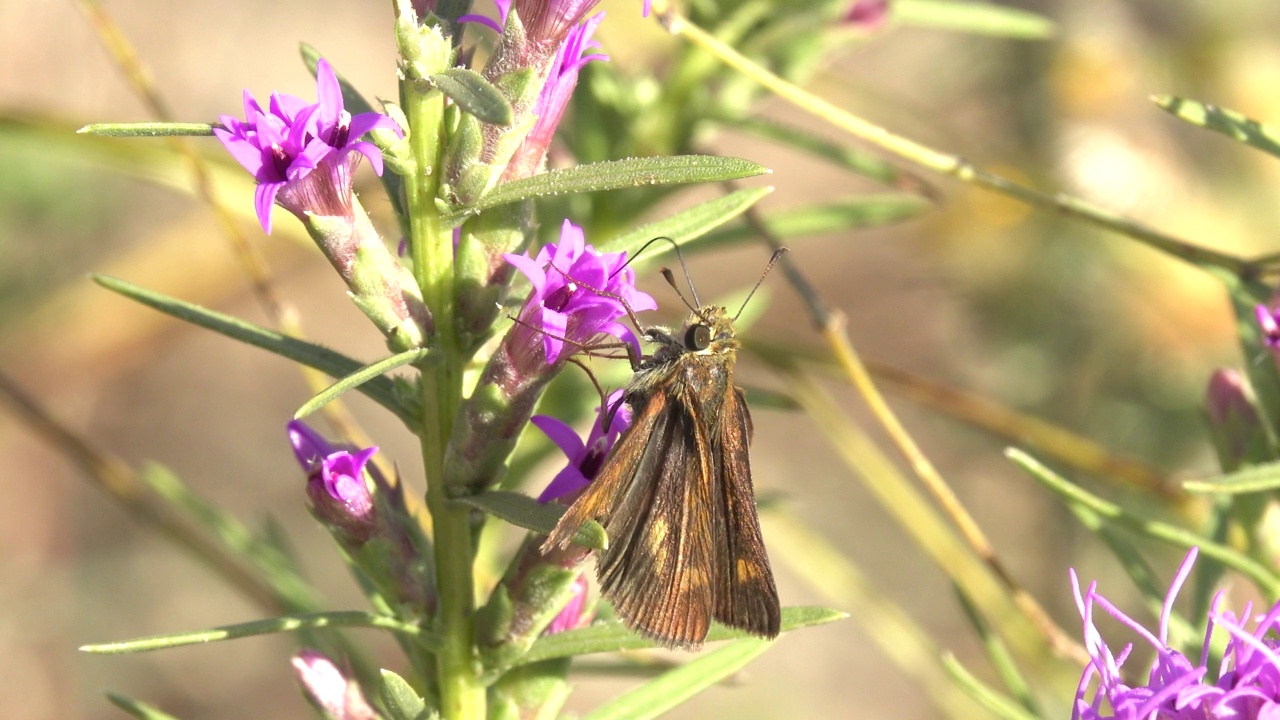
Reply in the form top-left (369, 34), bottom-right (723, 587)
top-left (685, 324), bottom-right (712, 350)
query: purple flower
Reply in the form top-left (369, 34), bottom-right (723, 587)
top-left (532, 388), bottom-right (631, 503)
top-left (291, 649), bottom-right (377, 720)
top-left (287, 420), bottom-right (378, 543)
top-left (503, 219), bottom-right (656, 367)
top-left (545, 573), bottom-right (592, 634)
top-left (502, 12), bottom-right (607, 181)
top-left (844, 0), bottom-right (890, 30)
top-left (1257, 305), bottom-right (1280, 352)
top-left (215, 59), bottom-right (400, 233)
top-left (513, 0), bottom-right (604, 47)
top-left (1072, 547), bottom-right (1280, 719)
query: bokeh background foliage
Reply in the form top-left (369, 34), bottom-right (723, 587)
top-left (5, 0), bottom-right (1280, 718)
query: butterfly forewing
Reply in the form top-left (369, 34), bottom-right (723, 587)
top-left (543, 304), bottom-right (780, 650)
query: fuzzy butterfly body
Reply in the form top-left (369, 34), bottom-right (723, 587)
top-left (542, 304), bottom-right (780, 650)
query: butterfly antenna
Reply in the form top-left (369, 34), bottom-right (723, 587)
top-left (613, 236), bottom-right (703, 307)
top-left (660, 267), bottom-right (701, 315)
top-left (735, 248), bottom-right (788, 321)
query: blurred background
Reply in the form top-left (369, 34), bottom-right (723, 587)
top-left (4, 0), bottom-right (1280, 717)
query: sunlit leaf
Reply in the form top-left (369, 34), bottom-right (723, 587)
top-left (1154, 95), bottom-right (1280, 161)
top-left (451, 156), bottom-right (769, 218)
top-left (430, 68), bottom-right (514, 126)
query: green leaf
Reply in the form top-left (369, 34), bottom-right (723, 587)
top-left (728, 116), bottom-right (926, 191)
top-left (379, 669), bottom-right (430, 720)
top-left (452, 155), bottom-right (769, 218)
top-left (141, 463), bottom-right (320, 612)
top-left (1006, 447), bottom-right (1280, 596)
top-left (581, 639), bottom-right (770, 720)
top-left (895, 0), bottom-right (1056, 39)
top-left (430, 68), bottom-right (514, 126)
top-left (517, 606), bottom-right (844, 666)
top-left (938, 655), bottom-right (1039, 720)
top-left (295, 349), bottom-right (429, 419)
top-left (105, 692), bottom-right (182, 720)
top-left (458, 491), bottom-right (607, 550)
top-left (690, 195), bottom-right (929, 252)
top-left (78, 122), bottom-right (215, 137)
top-left (1184, 461), bottom-right (1280, 495)
top-left (737, 384), bottom-right (799, 411)
top-left (93, 275), bottom-right (417, 427)
top-left (80, 611), bottom-right (430, 655)
top-left (596, 186), bottom-right (773, 259)
top-left (952, 589), bottom-right (1038, 717)
top-left (1154, 95), bottom-right (1280, 161)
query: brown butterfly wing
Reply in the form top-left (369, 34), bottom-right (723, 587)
top-left (711, 386), bottom-right (780, 638)
top-left (543, 386), bottom-right (717, 649)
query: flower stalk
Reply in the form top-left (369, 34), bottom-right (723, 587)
top-left (396, 2), bottom-right (483, 717)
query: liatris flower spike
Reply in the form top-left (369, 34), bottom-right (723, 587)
top-left (1072, 547), bottom-right (1280, 719)
top-left (287, 420), bottom-right (436, 615)
top-left (504, 219), bottom-right (656, 370)
top-left (216, 58), bottom-right (429, 350)
top-left (214, 58), bottom-right (400, 234)
top-left (446, 220), bottom-right (654, 494)
top-left (288, 420), bottom-right (380, 545)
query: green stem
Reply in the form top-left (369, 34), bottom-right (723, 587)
top-left (404, 69), bottom-right (485, 720)
top-left (661, 10), bottom-right (1247, 274)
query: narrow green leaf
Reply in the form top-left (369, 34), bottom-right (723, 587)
top-left (581, 639), bottom-right (770, 720)
top-left (1184, 462), bottom-right (1280, 495)
top-left (81, 611), bottom-right (429, 655)
top-left (690, 195), bottom-right (929, 252)
top-left (517, 606), bottom-right (844, 666)
top-left (380, 669), bottom-right (429, 720)
top-left (93, 275), bottom-right (416, 427)
top-left (728, 116), bottom-right (925, 190)
top-left (295, 349), bottom-right (429, 419)
top-left (1006, 448), bottom-right (1280, 596)
top-left (457, 491), bottom-right (606, 550)
top-left (895, 0), bottom-right (1056, 39)
top-left (453, 156), bottom-right (769, 218)
top-left (596, 186), bottom-right (773, 259)
top-left (952, 589), bottom-right (1038, 717)
top-left (78, 122), bottom-right (215, 137)
top-left (142, 463), bottom-right (319, 612)
top-left (430, 68), bottom-right (514, 126)
top-left (1154, 95), bottom-right (1280, 161)
top-left (737, 384), bottom-right (798, 412)
top-left (105, 692), bottom-right (182, 720)
top-left (938, 655), bottom-right (1039, 720)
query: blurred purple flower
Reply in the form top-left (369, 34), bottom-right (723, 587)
top-left (503, 12), bottom-right (607, 180)
top-left (291, 649), bottom-right (377, 720)
top-left (503, 219), bottom-right (656, 367)
top-left (1072, 547), bottom-right (1280, 719)
top-left (532, 388), bottom-right (631, 503)
top-left (215, 59), bottom-right (400, 233)
top-left (287, 420), bottom-right (378, 543)
top-left (1257, 305), bottom-right (1280, 352)
top-left (544, 573), bottom-right (592, 635)
top-left (844, 0), bottom-right (889, 29)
